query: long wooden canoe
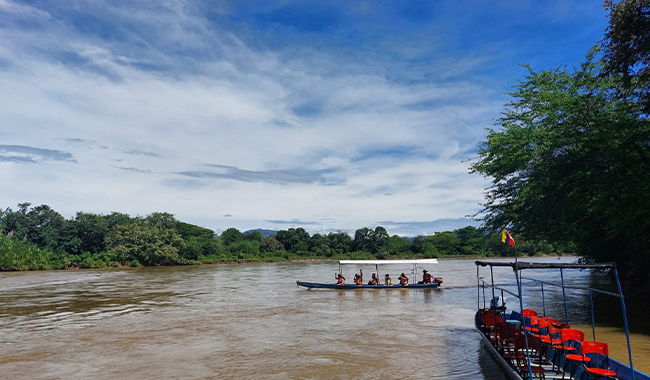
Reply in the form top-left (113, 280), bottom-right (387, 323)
top-left (296, 281), bottom-right (441, 289)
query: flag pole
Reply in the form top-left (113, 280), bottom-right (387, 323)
top-left (511, 232), bottom-right (519, 285)
top-left (514, 244), bottom-right (518, 265)
top-left (506, 229), bottom-right (533, 380)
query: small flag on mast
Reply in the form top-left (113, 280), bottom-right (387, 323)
top-left (501, 229), bottom-right (515, 246)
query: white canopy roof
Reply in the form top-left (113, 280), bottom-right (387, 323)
top-left (339, 259), bottom-right (438, 265)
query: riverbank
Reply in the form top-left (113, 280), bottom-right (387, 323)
top-left (1, 252), bottom-right (564, 272)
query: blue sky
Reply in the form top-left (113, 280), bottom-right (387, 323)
top-left (0, 0), bottom-right (608, 236)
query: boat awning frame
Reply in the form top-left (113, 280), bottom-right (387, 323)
top-left (475, 258), bottom-right (636, 379)
top-left (475, 260), bottom-right (615, 270)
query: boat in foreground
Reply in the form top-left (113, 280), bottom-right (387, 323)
top-left (296, 259), bottom-right (443, 290)
top-left (475, 260), bottom-right (650, 380)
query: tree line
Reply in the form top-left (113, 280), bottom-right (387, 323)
top-left (0, 203), bottom-right (568, 271)
top-left (470, 0), bottom-right (650, 297)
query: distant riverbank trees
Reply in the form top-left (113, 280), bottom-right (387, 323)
top-left (0, 203), bottom-right (569, 271)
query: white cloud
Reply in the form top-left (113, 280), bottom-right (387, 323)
top-left (0, 1), bottom-right (537, 235)
top-left (0, 0), bottom-right (50, 19)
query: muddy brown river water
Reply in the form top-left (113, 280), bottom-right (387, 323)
top-left (1, 257), bottom-right (648, 379)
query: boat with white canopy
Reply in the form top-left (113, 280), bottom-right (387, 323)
top-left (296, 259), bottom-right (443, 289)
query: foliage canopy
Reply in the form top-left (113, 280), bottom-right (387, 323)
top-left (471, 44), bottom-right (650, 293)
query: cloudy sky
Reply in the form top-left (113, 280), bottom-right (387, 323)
top-left (0, 0), bottom-right (608, 236)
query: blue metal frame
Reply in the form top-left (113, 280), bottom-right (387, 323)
top-left (477, 261), bottom-right (639, 380)
top-left (589, 290), bottom-right (596, 340)
top-left (515, 267), bottom-right (535, 380)
top-left (614, 267), bottom-right (636, 380)
top-left (560, 268), bottom-right (569, 324)
top-left (541, 282), bottom-right (546, 316)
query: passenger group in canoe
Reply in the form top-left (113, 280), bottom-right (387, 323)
top-left (335, 269), bottom-right (436, 286)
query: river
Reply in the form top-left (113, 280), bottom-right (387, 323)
top-left (0, 257), bottom-right (648, 379)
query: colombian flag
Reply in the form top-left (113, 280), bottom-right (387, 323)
top-left (501, 229), bottom-right (515, 246)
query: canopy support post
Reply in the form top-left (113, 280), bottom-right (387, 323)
top-left (541, 283), bottom-right (546, 317)
top-left (614, 267), bottom-right (635, 380)
top-left (477, 266), bottom-right (480, 312)
top-left (560, 268), bottom-right (569, 324)
top-left (515, 266), bottom-right (534, 380)
top-left (589, 289), bottom-right (596, 341)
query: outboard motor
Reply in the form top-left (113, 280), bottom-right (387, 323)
top-left (490, 296), bottom-right (507, 314)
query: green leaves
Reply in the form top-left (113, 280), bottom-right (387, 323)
top-left (105, 222), bottom-right (182, 266)
top-left (471, 46), bottom-right (650, 294)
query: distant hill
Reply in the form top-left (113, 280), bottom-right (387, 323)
top-left (244, 229), bottom-right (278, 237)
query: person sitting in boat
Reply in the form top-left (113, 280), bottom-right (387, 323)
top-left (385, 274), bottom-right (393, 286)
top-left (354, 273), bottom-right (363, 285)
top-left (368, 273), bottom-right (378, 285)
top-left (422, 270), bottom-right (433, 284)
top-left (490, 296), bottom-right (506, 313)
top-left (356, 269), bottom-right (363, 284)
top-left (335, 274), bottom-right (345, 286)
top-left (398, 273), bottom-right (409, 285)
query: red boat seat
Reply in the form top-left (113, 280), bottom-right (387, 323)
top-left (582, 341), bottom-right (617, 379)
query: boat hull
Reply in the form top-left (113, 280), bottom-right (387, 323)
top-left (296, 281), bottom-right (441, 289)
top-left (474, 311), bottom-right (650, 380)
top-left (475, 312), bottom-right (523, 380)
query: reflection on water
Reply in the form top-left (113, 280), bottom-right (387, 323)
top-left (0, 257), bottom-right (647, 379)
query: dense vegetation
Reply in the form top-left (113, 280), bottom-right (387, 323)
top-left (470, 0), bottom-right (650, 296)
top-left (0, 203), bottom-right (567, 271)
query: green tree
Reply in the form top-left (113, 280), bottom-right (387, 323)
top-left (220, 228), bottom-right (243, 246)
top-left (105, 222), bottom-right (182, 265)
top-left (470, 52), bottom-right (650, 292)
top-left (353, 227), bottom-right (373, 252)
top-left (327, 231), bottom-right (352, 254)
top-left (455, 226), bottom-right (483, 245)
top-left (59, 222), bottom-right (83, 255)
top-left (309, 233), bottom-right (330, 256)
top-left (29, 204), bottom-right (65, 249)
top-left (67, 212), bottom-right (109, 254)
top-left (1, 204), bottom-right (65, 249)
top-left (200, 238), bottom-right (225, 258)
top-left (144, 212), bottom-right (177, 229)
top-left (411, 235), bottom-right (437, 257)
top-left (427, 232), bottom-right (461, 255)
top-left (387, 235), bottom-right (411, 256)
top-left (179, 237), bottom-right (203, 261)
top-left (275, 228), bottom-right (310, 253)
top-left (353, 226), bottom-right (388, 253)
top-left (0, 204), bottom-right (31, 240)
top-left (176, 222), bottom-right (214, 239)
top-left (228, 240), bottom-right (260, 258)
top-left (372, 226), bottom-right (389, 253)
top-left (260, 236), bottom-right (284, 253)
top-left (602, 0), bottom-right (650, 112)
top-left (244, 231), bottom-right (263, 243)
top-left (104, 212), bottom-right (133, 228)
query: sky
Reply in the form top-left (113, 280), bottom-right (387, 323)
top-left (0, 0), bottom-right (609, 236)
